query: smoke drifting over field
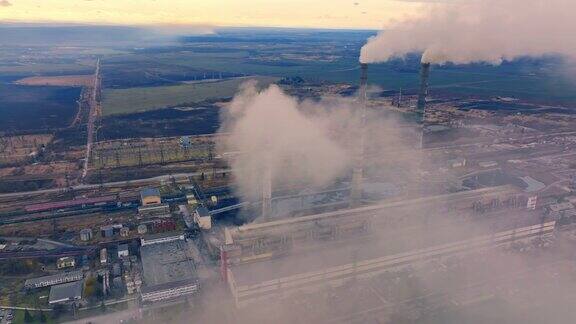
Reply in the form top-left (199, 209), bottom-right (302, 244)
top-left (361, 0), bottom-right (576, 65)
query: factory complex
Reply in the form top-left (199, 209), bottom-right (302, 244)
top-left (3, 44), bottom-right (576, 323)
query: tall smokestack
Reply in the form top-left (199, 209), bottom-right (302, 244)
top-left (351, 63), bottom-right (368, 206)
top-left (417, 62), bottom-right (430, 114)
top-left (417, 62), bottom-right (431, 149)
top-left (261, 157), bottom-right (272, 220)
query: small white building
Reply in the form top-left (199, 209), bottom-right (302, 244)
top-left (479, 161), bottom-right (498, 168)
top-left (447, 157), bottom-right (467, 168)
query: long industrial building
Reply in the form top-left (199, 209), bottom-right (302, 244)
top-left (223, 186), bottom-right (520, 265)
top-left (24, 270), bottom-right (84, 289)
top-left (140, 233), bottom-right (199, 305)
top-left (221, 185), bottom-right (545, 307)
top-left (227, 220), bottom-right (555, 307)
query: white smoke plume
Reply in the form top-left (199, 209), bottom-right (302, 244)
top-left (217, 81), bottom-right (351, 203)
top-left (361, 0), bottom-right (576, 65)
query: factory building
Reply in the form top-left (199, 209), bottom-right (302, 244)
top-left (79, 228), bottom-right (93, 241)
top-left (138, 187), bottom-right (171, 218)
top-left (25, 270), bottom-right (83, 289)
top-left (101, 225), bottom-right (114, 238)
top-left (139, 233), bottom-right (198, 305)
top-left (194, 206), bottom-right (212, 230)
top-left (223, 186), bottom-right (517, 265)
top-left (227, 221), bottom-right (556, 307)
top-left (48, 280), bottom-right (84, 305)
top-left (141, 188), bottom-right (161, 206)
top-left (222, 185), bottom-right (543, 307)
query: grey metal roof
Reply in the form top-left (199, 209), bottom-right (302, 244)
top-left (48, 280), bottom-right (83, 304)
top-left (141, 188), bottom-right (160, 199)
top-left (196, 206), bottom-right (211, 217)
top-left (25, 270), bottom-right (83, 288)
top-left (140, 238), bottom-right (197, 290)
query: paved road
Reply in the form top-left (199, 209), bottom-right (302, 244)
top-left (81, 58), bottom-right (101, 181)
top-left (63, 309), bottom-right (140, 324)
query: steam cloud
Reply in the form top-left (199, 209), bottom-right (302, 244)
top-left (217, 82), bottom-right (351, 204)
top-left (361, 0), bottom-right (576, 65)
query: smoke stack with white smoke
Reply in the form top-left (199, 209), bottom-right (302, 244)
top-left (350, 63), bottom-right (368, 205)
top-left (217, 81), bottom-right (351, 216)
top-left (417, 62), bottom-right (430, 114)
top-left (416, 62), bottom-right (430, 149)
top-left (360, 0), bottom-right (576, 65)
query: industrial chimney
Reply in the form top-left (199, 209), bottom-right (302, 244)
top-left (417, 62), bottom-right (431, 113)
top-left (261, 156), bottom-right (272, 220)
top-left (350, 63), bottom-right (368, 206)
top-left (417, 62), bottom-right (431, 149)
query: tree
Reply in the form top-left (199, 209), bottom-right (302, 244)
top-left (24, 309), bottom-right (34, 323)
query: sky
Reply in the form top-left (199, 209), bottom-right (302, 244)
top-left (0, 0), bottom-right (425, 29)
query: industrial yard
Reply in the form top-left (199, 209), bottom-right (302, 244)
top-left (1, 11), bottom-right (576, 324)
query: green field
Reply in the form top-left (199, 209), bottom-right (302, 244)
top-left (102, 76), bottom-right (278, 115)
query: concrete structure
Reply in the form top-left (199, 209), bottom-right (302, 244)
top-left (140, 188), bottom-right (161, 206)
top-left (417, 62), bottom-right (431, 114)
top-left (180, 205), bottom-right (195, 229)
top-left (139, 233), bottom-right (198, 305)
top-left (138, 204), bottom-right (170, 218)
top-left (112, 263), bottom-right (122, 277)
top-left (25, 270), bottom-right (83, 289)
top-left (138, 224), bottom-right (149, 234)
top-left (224, 186), bottom-right (518, 265)
top-left (120, 227), bottom-right (130, 237)
top-left (547, 202), bottom-right (576, 220)
top-left (56, 257), bottom-right (76, 269)
top-left (479, 161), bottom-right (498, 168)
top-left (141, 232), bottom-right (186, 246)
top-left (79, 228), bottom-right (93, 241)
top-left (417, 62), bottom-right (431, 149)
top-left (100, 248), bottom-right (108, 265)
top-left (350, 63), bottom-right (368, 206)
top-left (194, 206), bottom-right (212, 230)
top-left (179, 136), bottom-right (192, 149)
top-left (101, 225), bottom-right (114, 238)
top-left (118, 244), bottom-right (129, 258)
top-left (48, 280), bottom-right (84, 305)
top-left (261, 156), bottom-right (273, 219)
top-left (448, 157), bottom-right (467, 168)
top-left (227, 221), bottom-right (556, 307)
